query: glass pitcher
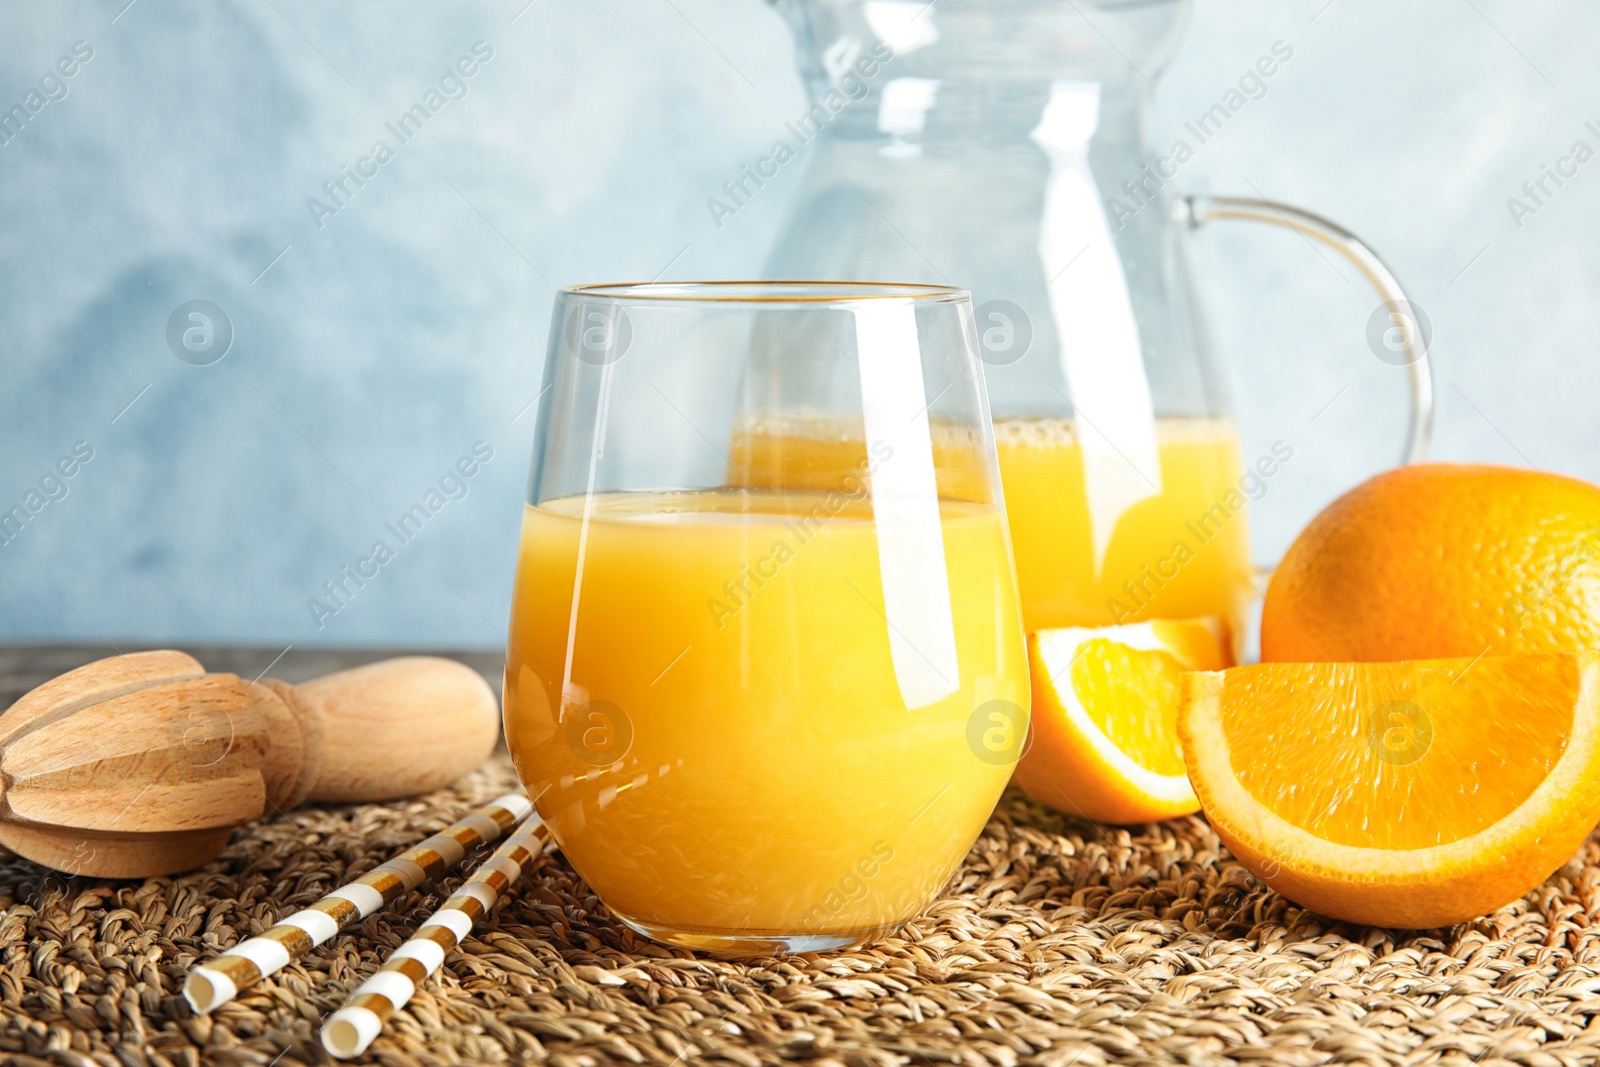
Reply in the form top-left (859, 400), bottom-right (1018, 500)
top-left (763, 0), bottom-right (1433, 653)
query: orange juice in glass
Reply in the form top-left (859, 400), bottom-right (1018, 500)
top-left (505, 283), bottom-right (1028, 953)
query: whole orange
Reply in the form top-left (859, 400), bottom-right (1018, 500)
top-left (1261, 463), bottom-right (1600, 662)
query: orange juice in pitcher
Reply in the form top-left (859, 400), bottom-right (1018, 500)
top-left (994, 416), bottom-right (1261, 645)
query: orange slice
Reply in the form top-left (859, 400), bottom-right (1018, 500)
top-left (1013, 617), bottom-right (1231, 824)
top-left (1179, 653), bottom-right (1600, 928)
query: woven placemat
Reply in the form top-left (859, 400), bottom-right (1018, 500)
top-left (7, 751), bottom-right (1600, 1067)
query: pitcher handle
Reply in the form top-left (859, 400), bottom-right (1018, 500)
top-left (1182, 194), bottom-right (1435, 465)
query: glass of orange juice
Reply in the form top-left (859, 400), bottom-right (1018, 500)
top-left (505, 282), bottom-right (1028, 954)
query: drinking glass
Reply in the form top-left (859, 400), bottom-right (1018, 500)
top-left (504, 281), bottom-right (1029, 954)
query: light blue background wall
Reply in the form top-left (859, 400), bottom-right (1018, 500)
top-left (1, 0), bottom-right (1595, 647)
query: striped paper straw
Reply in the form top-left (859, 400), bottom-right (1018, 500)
top-left (321, 814), bottom-right (551, 1059)
top-left (184, 790), bottom-right (533, 1014)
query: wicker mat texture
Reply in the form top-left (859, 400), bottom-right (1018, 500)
top-left (5, 650), bottom-right (1600, 1066)
top-left (7, 754), bottom-right (1600, 1067)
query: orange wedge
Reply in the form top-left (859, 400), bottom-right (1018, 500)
top-left (1014, 617), bottom-right (1231, 824)
top-left (1179, 653), bottom-right (1600, 928)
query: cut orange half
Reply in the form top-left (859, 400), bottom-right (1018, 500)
top-left (1014, 617), bottom-right (1231, 824)
top-left (1180, 653), bottom-right (1600, 928)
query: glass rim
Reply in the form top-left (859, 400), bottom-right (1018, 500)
top-left (562, 280), bottom-right (971, 305)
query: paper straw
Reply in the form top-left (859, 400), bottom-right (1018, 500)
top-left (321, 815), bottom-right (551, 1059)
top-left (184, 791), bottom-right (533, 1014)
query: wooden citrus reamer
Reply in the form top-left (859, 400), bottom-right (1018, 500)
top-left (0, 650), bottom-right (502, 878)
